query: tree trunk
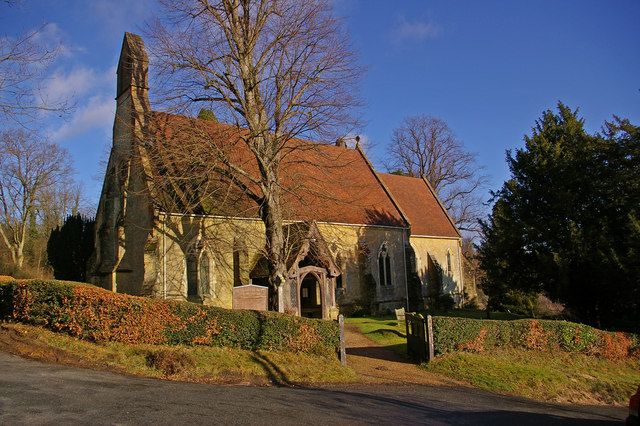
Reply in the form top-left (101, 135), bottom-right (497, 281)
top-left (16, 250), bottom-right (24, 269)
top-left (260, 176), bottom-right (287, 312)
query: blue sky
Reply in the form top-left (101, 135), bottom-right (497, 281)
top-left (2, 0), bottom-right (639, 207)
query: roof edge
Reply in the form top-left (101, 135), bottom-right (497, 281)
top-left (354, 145), bottom-right (411, 228)
top-left (419, 176), bottom-right (462, 238)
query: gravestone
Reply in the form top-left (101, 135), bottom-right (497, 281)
top-left (232, 284), bottom-right (268, 311)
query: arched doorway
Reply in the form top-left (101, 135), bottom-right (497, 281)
top-left (300, 273), bottom-right (323, 318)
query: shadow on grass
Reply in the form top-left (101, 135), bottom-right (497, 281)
top-left (346, 343), bottom-right (409, 363)
top-left (366, 328), bottom-right (406, 338)
top-left (250, 352), bottom-right (293, 387)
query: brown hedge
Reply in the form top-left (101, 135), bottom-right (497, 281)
top-left (432, 316), bottom-right (639, 360)
top-left (0, 279), bottom-right (339, 356)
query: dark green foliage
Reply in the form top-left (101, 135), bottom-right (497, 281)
top-left (500, 290), bottom-right (538, 317)
top-left (0, 281), bottom-right (13, 319)
top-left (197, 108), bottom-right (217, 121)
top-left (436, 294), bottom-right (455, 312)
top-left (47, 214), bottom-right (95, 282)
top-left (431, 316), bottom-right (639, 358)
top-left (479, 104), bottom-right (640, 330)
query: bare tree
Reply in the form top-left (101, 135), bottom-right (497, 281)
top-left (386, 115), bottom-right (488, 234)
top-left (0, 15), bottom-right (70, 124)
top-left (147, 0), bottom-right (360, 309)
top-left (0, 129), bottom-right (72, 269)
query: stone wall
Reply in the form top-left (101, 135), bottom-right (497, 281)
top-left (409, 236), bottom-right (464, 305)
top-left (150, 215), bottom-right (412, 312)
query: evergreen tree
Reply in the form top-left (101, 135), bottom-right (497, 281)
top-left (197, 108), bottom-right (217, 122)
top-left (47, 214), bottom-right (95, 282)
top-left (479, 104), bottom-right (639, 329)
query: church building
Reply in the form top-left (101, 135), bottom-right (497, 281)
top-left (89, 33), bottom-right (464, 319)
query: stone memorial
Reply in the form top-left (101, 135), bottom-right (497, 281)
top-left (232, 284), bottom-right (269, 311)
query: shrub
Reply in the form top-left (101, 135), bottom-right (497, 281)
top-left (146, 349), bottom-right (195, 375)
top-left (501, 290), bottom-right (538, 317)
top-left (535, 293), bottom-right (565, 318)
top-left (436, 294), bottom-right (456, 312)
top-left (340, 302), bottom-right (369, 318)
top-left (0, 279), bottom-right (340, 356)
top-left (431, 316), bottom-right (639, 360)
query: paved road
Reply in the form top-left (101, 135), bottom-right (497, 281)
top-left (0, 352), bottom-right (626, 425)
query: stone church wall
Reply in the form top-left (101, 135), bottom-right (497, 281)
top-left (409, 236), bottom-right (464, 305)
top-left (150, 215), bottom-right (410, 311)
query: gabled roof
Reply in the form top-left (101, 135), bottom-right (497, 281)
top-left (250, 221), bottom-right (340, 278)
top-left (148, 112), bottom-right (407, 228)
top-left (378, 173), bottom-right (461, 238)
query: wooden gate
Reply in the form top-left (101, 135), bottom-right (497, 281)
top-left (405, 313), bottom-right (434, 363)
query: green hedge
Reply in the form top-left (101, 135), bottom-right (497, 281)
top-left (432, 316), bottom-right (639, 360)
top-left (0, 279), bottom-right (339, 356)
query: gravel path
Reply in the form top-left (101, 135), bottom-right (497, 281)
top-left (344, 324), bottom-right (458, 386)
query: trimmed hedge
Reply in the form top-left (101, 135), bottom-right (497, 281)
top-left (0, 279), bottom-right (339, 356)
top-left (431, 316), bottom-right (639, 360)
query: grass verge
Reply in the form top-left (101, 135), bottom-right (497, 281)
top-left (0, 322), bottom-right (356, 386)
top-left (347, 316), bottom-right (640, 405)
top-left (425, 349), bottom-right (639, 405)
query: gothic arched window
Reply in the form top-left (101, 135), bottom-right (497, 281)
top-left (199, 251), bottom-right (211, 295)
top-left (186, 240), bottom-right (214, 298)
top-left (378, 243), bottom-right (392, 287)
top-left (446, 251), bottom-right (452, 276)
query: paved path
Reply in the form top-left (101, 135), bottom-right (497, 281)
top-left (0, 351), bottom-right (626, 425)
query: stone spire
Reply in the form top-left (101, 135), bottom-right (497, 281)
top-left (116, 32), bottom-right (149, 99)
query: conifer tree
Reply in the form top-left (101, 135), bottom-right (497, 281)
top-left (47, 214), bottom-right (95, 282)
top-left (479, 104), bottom-right (639, 329)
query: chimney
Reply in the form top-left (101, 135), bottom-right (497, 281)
top-left (335, 137), bottom-right (347, 148)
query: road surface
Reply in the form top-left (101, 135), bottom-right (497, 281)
top-left (0, 351), bottom-right (626, 425)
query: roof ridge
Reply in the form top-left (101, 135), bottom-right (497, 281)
top-left (150, 110), bottom-right (358, 154)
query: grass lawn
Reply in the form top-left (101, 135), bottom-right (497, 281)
top-left (0, 322), bottom-right (356, 386)
top-left (347, 316), bottom-right (640, 405)
top-left (346, 316), bottom-right (407, 355)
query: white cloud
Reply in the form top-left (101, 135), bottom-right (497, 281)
top-left (39, 65), bottom-right (115, 118)
top-left (31, 22), bottom-right (81, 59)
top-left (390, 16), bottom-right (441, 44)
top-left (51, 95), bottom-right (115, 142)
top-left (41, 67), bottom-right (97, 103)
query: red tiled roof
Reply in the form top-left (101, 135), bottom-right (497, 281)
top-left (378, 173), bottom-right (460, 238)
top-left (148, 112), bottom-right (406, 228)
